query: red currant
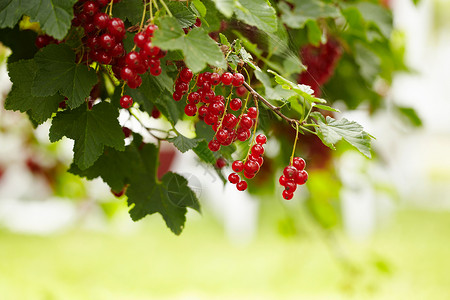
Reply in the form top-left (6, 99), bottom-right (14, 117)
top-left (232, 160), bottom-right (244, 172)
top-left (208, 139), bottom-right (220, 152)
top-left (292, 157), bottom-right (306, 171)
top-left (244, 160), bottom-right (259, 174)
top-left (108, 18), bottom-right (126, 39)
top-left (232, 73), bottom-right (245, 87)
top-left (120, 95), bottom-right (133, 109)
top-left (236, 180), bottom-right (248, 191)
top-left (282, 190), bottom-right (294, 200)
top-left (184, 103), bottom-right (197, 116)
top-left (251, 144), bottom-right (264, 156)
top-left (283, 166), bottom-right (297, 179)
top-left (180, 68), bottom-right (193, 83)
top-left (256, 134), bottom-right (267, 144)
top-left (188, 92), bottom-right (200, 104)
top-left (228, 173), bottom-right (240, 184)
top-left (295, 170), bottom-right (308, 185)
top-left (247, 107), bottom-right (258, 119)
top-left (221, 72), bottom-right (233, 85)
top-left (279, 175), bottom-right (287, 186)
top-left (284, 180), bottom-right (297, 193)
top-left (230, 98), bottom-right (242, 111)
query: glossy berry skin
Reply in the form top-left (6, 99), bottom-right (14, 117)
top-left (239, 115), bottom-right (253, 130)
top-left (99, 33), bottom-right (115, 50)
top-left (229, 98), bottom-right (242, 111)
top-left (228, 173), bottom-right (240, 184)
top-left (208, 140), bottom-right (220, 152)
top-left (180, 68), bottom-right (193, 83)
top-left (251, 144), bottom-right (264, 157)
top-left (283, 166), bottom-right (298, 179)
top-left (221, 72), bottom-right (233, 85)
top-left (247, 107), bottom-right (258, 119)
top-left (127, 75), bottom-right (142, 89)
top-left (236, 180), bottom-right (248, 191)
top-left (237, 130), bottom-right (250, 142)
top-left (83, 1), bottom-right (98, 16)
top-left (150, 66), bottom-right (162, 76)
top-left (93, 12), bottom-right (109, 29)
top-left (108, 18), bottom-right (126, 39)
top-left (120, 95), bottom-right (133, 109)
top-left (134, 32), bottom-right (147, 48)
top-left (244, 160), bottom-right (259, 174)
top-left (172, 92), bottom-right (183, 101)
top-left (292, 157), bottom-right (306, 171)
top-left (256, 134), bottom-right (267, 144)
top-left (184, 104), bottom-right (197, 116)
top-left (188, 92), bottom-right (200, 104)
top-left (295, 170), bottom-right (308, 185)
top-left (232, 160), bottom-right (244, 173)
top-left (284, 180), bottom-right (297, 193)
top-left (232, 73), bottom-right (245, 87)
top-left (120, 67), bottom-right (136, 81)
top-left (279, 175), bottom-right (287, 186)
top-left (216, 129), bottom-right (229, 143)
top-left (223, 114), bottom-right (238, 129)
top-left (282, 190), bottom-right (294, 200)
top-left (210, 73), bottom-right (221, 85)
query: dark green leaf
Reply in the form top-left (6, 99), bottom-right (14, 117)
top-left (5, 59), bottom-right (63, 124)
top-left (112, 0), bottom-right (143, 25)
top-left (193, 140), bottom-right (216, 164)
top-left (315, 116), bottom-right (372, 158)
top-left (168, 134), bottom-right (201, 153)
top-left (49, 101), bottom-right (125, 169)
top-left (32, 44), bottom-right (98, 109)
top-left (168, 1), bottom-right (196, 28)
top-left (0, 26), bottom-right (37, 63)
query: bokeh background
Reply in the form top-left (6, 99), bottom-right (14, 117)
top-left (1, 0), bottom-right (450, 299)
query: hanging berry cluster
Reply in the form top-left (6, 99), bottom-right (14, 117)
top-left (278, 157), bottom-right (308, 200)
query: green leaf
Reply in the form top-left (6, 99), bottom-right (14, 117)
top-left (49, 101), bottom-right (125, 169)
top-left (192, 0), bottom-right (207, 17)
top-left (193, 140), bottom-right (216, 164)
top-left (5, 59), bottom-right (63, 124)
top-left (32, 44), bottom-right (98, 109)
top-left (306, 20), bottom-right (321, 46)
top-left (313, 104), bottom-right (340, 113)
top-left (0, 26), bottom-right (37, 63)
top-left (219, 33), bottom-right (231, 48)
top-left (168, 1), bottom-right (196, 28)
top-left (234, 0), bottom-right (277, 32)
top-left (112, 0), bottom-right (144, 25)
top-left (0, 0), bottom-right (76, 39)
top-left (354, 43), bottom-right (381, 83)
top-left (356, 2), bottom-right (392, 39)
top-left (153, 18), bottom-right (226, 72)
top-left (70, 138), bottom-right (201, 235)
top-left (211, 0), bottom-right (234, 18)
top-left (395, 106), bottom-right (422, 127)
top-left (268, 69), bottom-right (326, 104)
top-left (27, 0), bottom-right (77, 40)
top-left (279, 0), bottom-right (340, 29)
top-left (168, 134), bottom-right (201, 153)
top-left (315, 116), bottom-right (372, 158)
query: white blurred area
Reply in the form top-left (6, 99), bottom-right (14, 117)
top-left (0, 0), bottom-right (449, 241)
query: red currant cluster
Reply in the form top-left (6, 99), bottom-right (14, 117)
top-left (172, 69), bottom-right (255, 151)
top-left (228, 133), bottom-right (267, 191)
top-left (279, 157), bottom-right (308, 200)
top-left (298, 39), bottom-right (342, 96)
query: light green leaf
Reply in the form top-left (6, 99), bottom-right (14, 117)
top-left (313, 104), bottom-right (340, 112)
top-left (211, 0), bottom-right (235, 18)
top-left (49, 101), bottom-right (125, 169)
top-left (5, 59), bottom-right (63, 124)
top-left (234, 0), bottom-right (277, 32)
top-left (32, 44), bottom-right (98, 109)
top-left (315, 116), bottom-right (372, 158)
top-left (192, 0), bottom-right (207, 17)
top-left (168, 1), bottom-right (196, 28)
top-left (279, 0), bottom-right (340, 29)
top-left (306, 20), bottom-right (322, 46)
top-left (354, 43), bottom-right (381, 83)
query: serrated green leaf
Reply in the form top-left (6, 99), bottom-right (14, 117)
top-left (268, 70), bottom-right (326, 104)
top-left (168, 1), bottom-right (196, 28)
top-left (279, 0), bottom-right (340, 29)
top-left (192, 0), bottom-right (207, 17)
top-left (71, 138), bottom-right (201, 235)
top-left (49, 101), bottom-right (125, 169)
top-left (0, 0), bottom-right (76, 39)
top-left (32, 44), bottom-right (98, 109)
top-left (211, 0), bottom-right (234, 18)
top-left (152, 17), bottom-right (185, 49)
top-left (313, 104), bottom-right (340, 113)
top-left (234, 0), bottom-right (277, 33)
top-left (168, 134), bottom-right (201, 153)
top-left (112, 0), bottom-right (143, 25)
top-left (219, 33), bottom-right (231, 48)
top-left (193, 140), bottom-right (216, 164)
top-left (315, 116), bottom-right (372, 158)
top-left (5, 59), bottom-right (63, 124)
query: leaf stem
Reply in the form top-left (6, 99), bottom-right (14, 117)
top-left (290, 122), bottom-right (299, 165)
top-left (159, 0), bottom-right (173, 17)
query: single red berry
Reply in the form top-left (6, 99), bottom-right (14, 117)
top-left (180, 68), bottom-right (193, 83)
top-left (216, 158), bottom-right (227, 169)
top-left (175, 82), bottom-right (189, 94)
top-left (228, 173), bottom-right (240, 184)
top-left (236, 85), bottom-right (247, 96)
top-left (151, 107), bottom-right (161, 118)
top-left (292, 157), bottom-right (306, 170)
top-left (282, 190), bottom-right (294, 200)
top-left (283, 166), bottom-right (298, 179)
top-left (83, 1), bottom-right (98, 16)
top-left (147, 58), bottom-right (160, 69)
top-left (120, 67), bottom-right (136, 81)
top-left (214, 95), bottom-right (225, 103)
top-left (216, 129), bottom-right (229, 143)
top-left (230, 98), bottom-right (242, 111)
top-left (284, 180), bottom-right (297, 193)
top-left (204, 113), bottom-right (218, 125)
top-left (256, 134), bottom-right (267, 144)
top-left (97, 51), bottom-right (112, 65)
top-left (93, 12), bottom-right (109, 29)
top-left (232, 73), bottom-right (245, 87)
top-left (35, 35), bottom-right (51, 48)
top-left (108, 18), bottom-right (126, 39)
top-left (134, 32), bottom-right (148, 48)
top-left (244, 172), bottom-right (256, 179)
top-left (198, 105), bottom-right (208, 118)
top-left (99, 33), bottom-right (116, 50)
top-left (208, 139), bottom-right (220, 152)
top-left (172, 92), bottom-right (183, 101)
top-left (145, 24), bottom-right (158, 36)
top-left (195, 17), bottom-right (202, 27)
top-left (208, 101), bottom-right (224, 116)
top-left (247, 107), bottom-right (258, 119)
top-left (150, 66), bottom-right (162, 76)
top-left (210, 73), bottom-right (221, 85)
top-left (237, 130), bottom-right (250, 142)
top-left (221, 72), bottom-right (233, 85)
top-left (251, 144), bottom-right (264, 157)
top-left (295, 170), bottom-right (308, 185)
top-left (232, 160), bottom-right (244, 172)
top-left (120, 95), bottom-right (133, 109)
top-left (188, 92), bottom-right (200, 104)
top-left (184, 103), bottom-right (197, 116)
top-left (201, 89), bottom-right (215, 103)
top-left (127, 75), bottom-right (142, 89)
top-left (279, 175), bottom-right (287, 186)
top-left (244, 160), bottom-right (259, 174)
top-left (236, 180), bottom-right (248, 191)
top-left (239, 115), bottom-right (253, 130)
top-left (223, 114), bottom-right (238, 129)
top-left (97, 0), bottom-right (109, 7)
